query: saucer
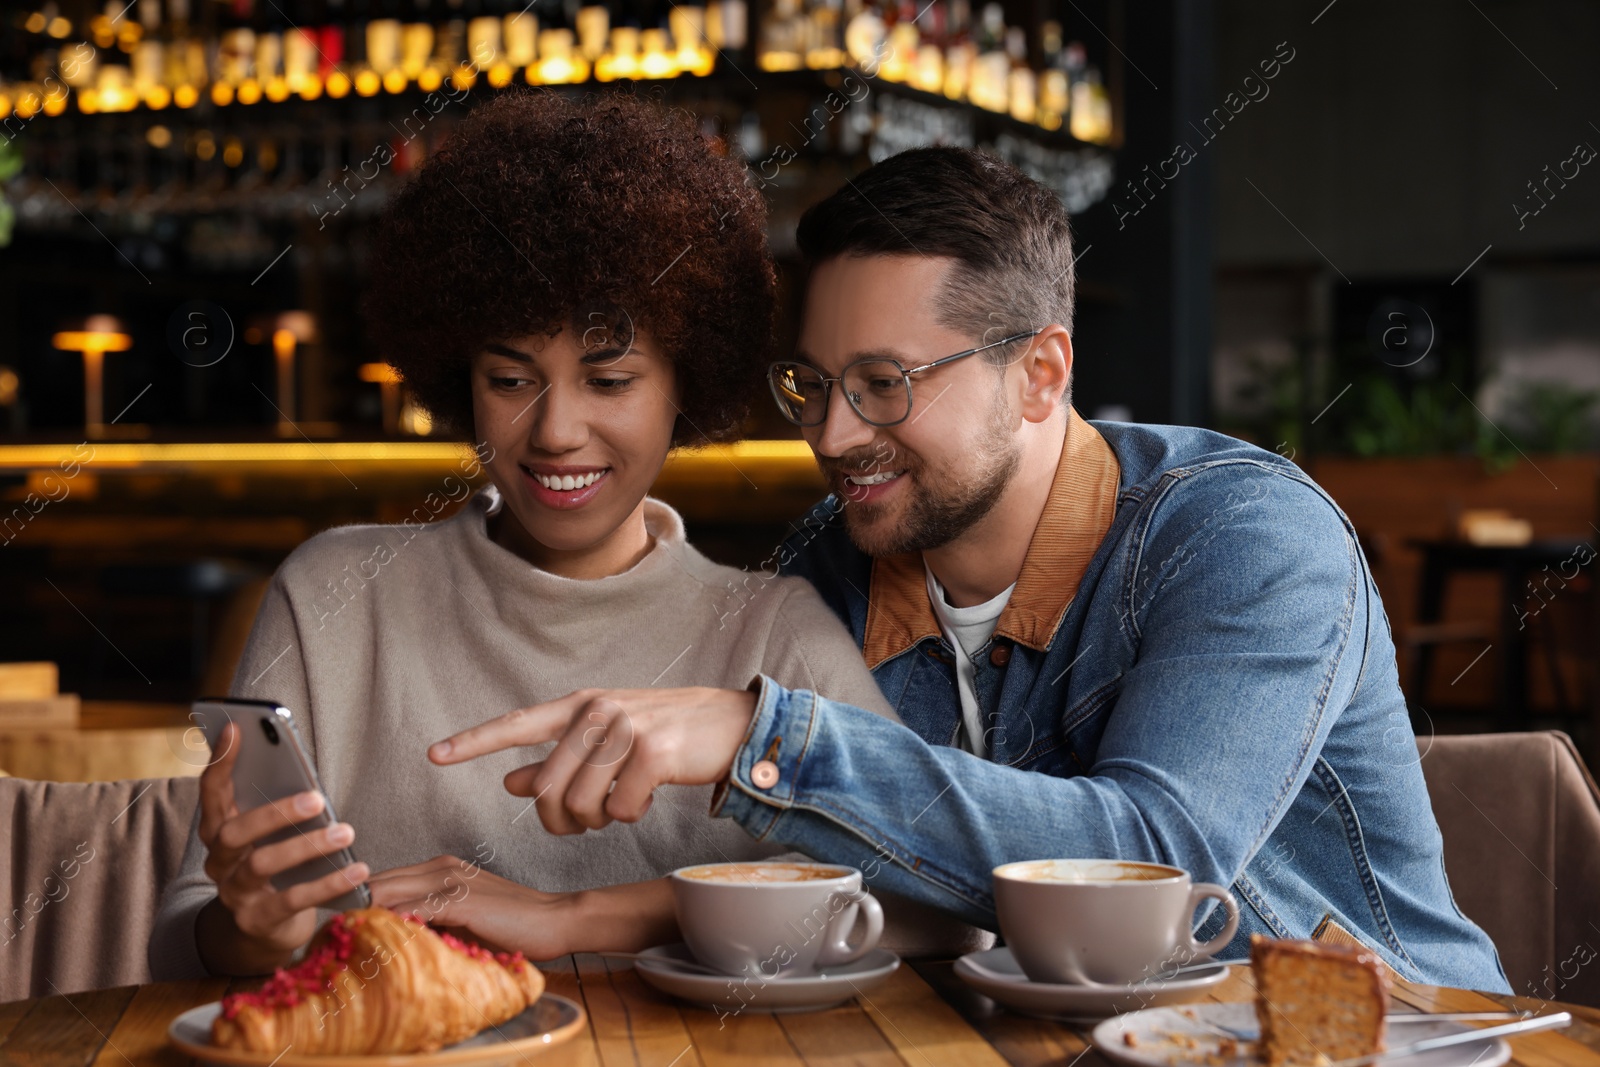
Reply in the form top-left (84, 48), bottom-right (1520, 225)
top-left (630, 943), bottom-right (901, 1014)
top-left (954, 947), bottom-right (1230, 1021)
top-left (168, 995), bottom-right (586, 1067)
top-left (1091, 1002), bottom-right (1511, 1067)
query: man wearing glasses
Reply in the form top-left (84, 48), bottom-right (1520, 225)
top-left (432, 147), bottom-right (1508, 990)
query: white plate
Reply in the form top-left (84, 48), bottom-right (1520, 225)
top-left (631, 942), bottom-right (900, 1014)
top-left (954, 947), bottom-right (1230, 1021)
top-left (167, 995), bottom-right (586, 1067)
top-left (1091, 1002), bottom-right (1512, 1067)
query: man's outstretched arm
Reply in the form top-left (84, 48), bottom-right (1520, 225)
top-left (429, 469), bottom-right (1367, 927)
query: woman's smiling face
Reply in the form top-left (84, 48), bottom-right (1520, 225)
top-left (470, 325), bottom-right (682, 577)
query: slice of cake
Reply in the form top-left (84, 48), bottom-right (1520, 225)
top-left (1251, 934), bottom-right (1391, 1067)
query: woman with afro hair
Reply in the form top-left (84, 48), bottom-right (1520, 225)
top-left (149, 90), bottom-right (938, 978)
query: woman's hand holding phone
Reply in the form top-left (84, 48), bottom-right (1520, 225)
top-left (195, 721), bottom-right (372, 975)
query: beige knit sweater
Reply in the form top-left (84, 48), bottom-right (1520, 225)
top-left (150, 487), bottom-right (997, 979)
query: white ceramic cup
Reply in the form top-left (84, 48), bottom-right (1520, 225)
top-left (670, 861), bottom-right (885, 978)
top-left (993, 858), bottom-right (1240, 985)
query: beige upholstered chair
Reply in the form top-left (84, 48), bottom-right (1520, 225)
top-left (1416, 731), bottom-right (1600, 1007)
top-left (1, 775), bottom-right (199, 1002)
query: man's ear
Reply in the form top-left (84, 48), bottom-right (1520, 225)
top-left (1016, 325), bottom-right (1072, 423)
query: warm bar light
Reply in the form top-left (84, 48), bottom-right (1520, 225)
top-left (638, 28), bottom-right (678, 78)
top-left (266, 311), bottom-right (315, 435)
top-left (360, 361), bottom-right (404, 434)
top-left (0, 439), bottom-right (817, 472)
top-left (596, 26), bottom-right (640, 80)
top-left (53, 319), bottom-right (133, 438)
top-left (272, 328), bottom-right (298, 427)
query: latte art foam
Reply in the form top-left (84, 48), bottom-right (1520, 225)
top-left (677, 863), bottom-right (851, 884)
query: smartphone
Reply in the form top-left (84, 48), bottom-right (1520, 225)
top-left (191, 697), bottom-right (371, 910)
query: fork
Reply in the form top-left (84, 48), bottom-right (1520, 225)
top-left (1195, 1011), bottom-right (1536, 1041)
top-left (1196, 1010), bottom-right (1552, 1042)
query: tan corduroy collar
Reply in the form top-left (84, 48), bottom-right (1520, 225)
top-left (860, 408), bottom-right (1122, 669)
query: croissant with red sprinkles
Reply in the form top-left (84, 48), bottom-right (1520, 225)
top-left (212, 907), bottom-right (544, 1054)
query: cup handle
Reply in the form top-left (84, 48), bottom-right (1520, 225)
top-left (1180, 882), bottom-right (1240, 959)
top-left (815, 887), bottom-right (884, 968)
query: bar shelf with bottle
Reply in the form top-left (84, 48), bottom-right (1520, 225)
top-left (1, 0), bottom-right (1115, 141)
top-left (0, 0), bottom-right (1126, 458)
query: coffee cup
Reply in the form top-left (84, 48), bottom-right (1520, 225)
top-left (992, 858), bottom-right (1240, 985)
top-left (670, 861), bottom-right (884, 979)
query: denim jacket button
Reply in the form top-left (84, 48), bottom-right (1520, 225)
top-left (751, 760), bottom-right (780, 788)
top-left (989, 643), bottom-right (1012, 667)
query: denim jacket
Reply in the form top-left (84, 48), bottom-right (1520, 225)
top-left (713, 411), bottom-right (1508, 992)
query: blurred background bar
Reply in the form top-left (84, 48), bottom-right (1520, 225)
top-left (2, 0), bottom-right (1599, 777)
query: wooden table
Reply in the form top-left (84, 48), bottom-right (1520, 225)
top-left (3, 960), bottom-right (1599, 1067)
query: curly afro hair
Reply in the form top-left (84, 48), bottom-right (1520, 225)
top-left (363, 89), bottom-right (776, 444)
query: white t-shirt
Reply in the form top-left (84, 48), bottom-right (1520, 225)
top-left (923, 562), bottom-right (1015, 759)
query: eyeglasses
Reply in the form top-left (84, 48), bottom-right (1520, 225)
top-left (767, 330), bottom-right (1041, 428)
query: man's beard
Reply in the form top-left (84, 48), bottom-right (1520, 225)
top-left (829, 400), bottom-right (1022, 557)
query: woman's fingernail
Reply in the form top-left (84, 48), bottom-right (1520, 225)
top-left (431, 741), bottom-right (452, 759)
top-left (328, 823), bottom-right (354, 845)
top-left (296, 792), bottom-right (321, 815)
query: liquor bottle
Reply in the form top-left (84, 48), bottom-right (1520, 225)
top-left (318, 0), bottom-right (347, 91)
top-left (168, 0), bottom-right (208, 106)
top-left (1065, 41), bottom-right (1093, 140)
top-left (726, 0), bottom-right (748, 56)
top-left (1083, 62), bottom-right (1111, 142)
top-left (368, 0), bottom-right (405, 90)
top-left (132, 38), bottom-right (165, 106)
top-left (1005, 24), bottom-right (1033, 122)
top-left (500, 0), bottom-right (533, 79)
top-left (402, 0), bottom-right (438, 85)
top-left (432, 0), bottom-right (467, 87)
top-left (804, 0), bottom-right (843, 69)
top-left (704, 0), bottom-right (723, 51)
top-left (969, 1), bottom-right (1006, 110)
top-left (1036, 19), bottom-right (1066, 130)
top-left (575, 1), bottom-right (608, 63)
top-left (668, 3), bottom-right (713, 75)
top-left (638, 20), bottom-right (675, 78)
top-left (258, 0), bottom-right (292, 100)
top-left (464, 0), bottom-right (499, 80)
top-left (842, 0), bottom-right (883, 71)
top-left (236, 0), bottom-right (270, 102)
top-left (596, 22), bottom-right (639, 80)
top-left (941, 0), bottom-right (971, 100)
top-left (758, 0), bottom-right (802, 71)
top-left (128, 0), bottom-right (165, 104)
top-left (705, 0), bottom-right (744, 60)
top-left (872, 0), bottom-right (914, 82)
top-left (534, 0), bottom-right (584, 83)
top-left (208, 0), bottom-right (252, 105)
top-left (346, 0), bottom-right (381, 96)
top-left (905, 0), bottom-right (942, 91)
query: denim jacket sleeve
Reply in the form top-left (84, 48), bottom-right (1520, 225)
top-left (711, 465), bottom-right (1366, 928)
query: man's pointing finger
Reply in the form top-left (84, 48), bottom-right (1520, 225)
top-left (429, 692), bottom-right (591, 764)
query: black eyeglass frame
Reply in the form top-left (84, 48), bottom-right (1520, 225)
top-left (767, 329), bottom-right (1043, 428)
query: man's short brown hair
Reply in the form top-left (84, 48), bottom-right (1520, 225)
top-left (795, 146), bottom-right (1076, 361)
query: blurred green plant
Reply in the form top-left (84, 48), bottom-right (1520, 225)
top-left (1502, 380), bottom-right (1600, 453)
top-left (0, 137), bottom-right (20, 247)
top-left (1338, 377), bottom-right (1518, 471)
